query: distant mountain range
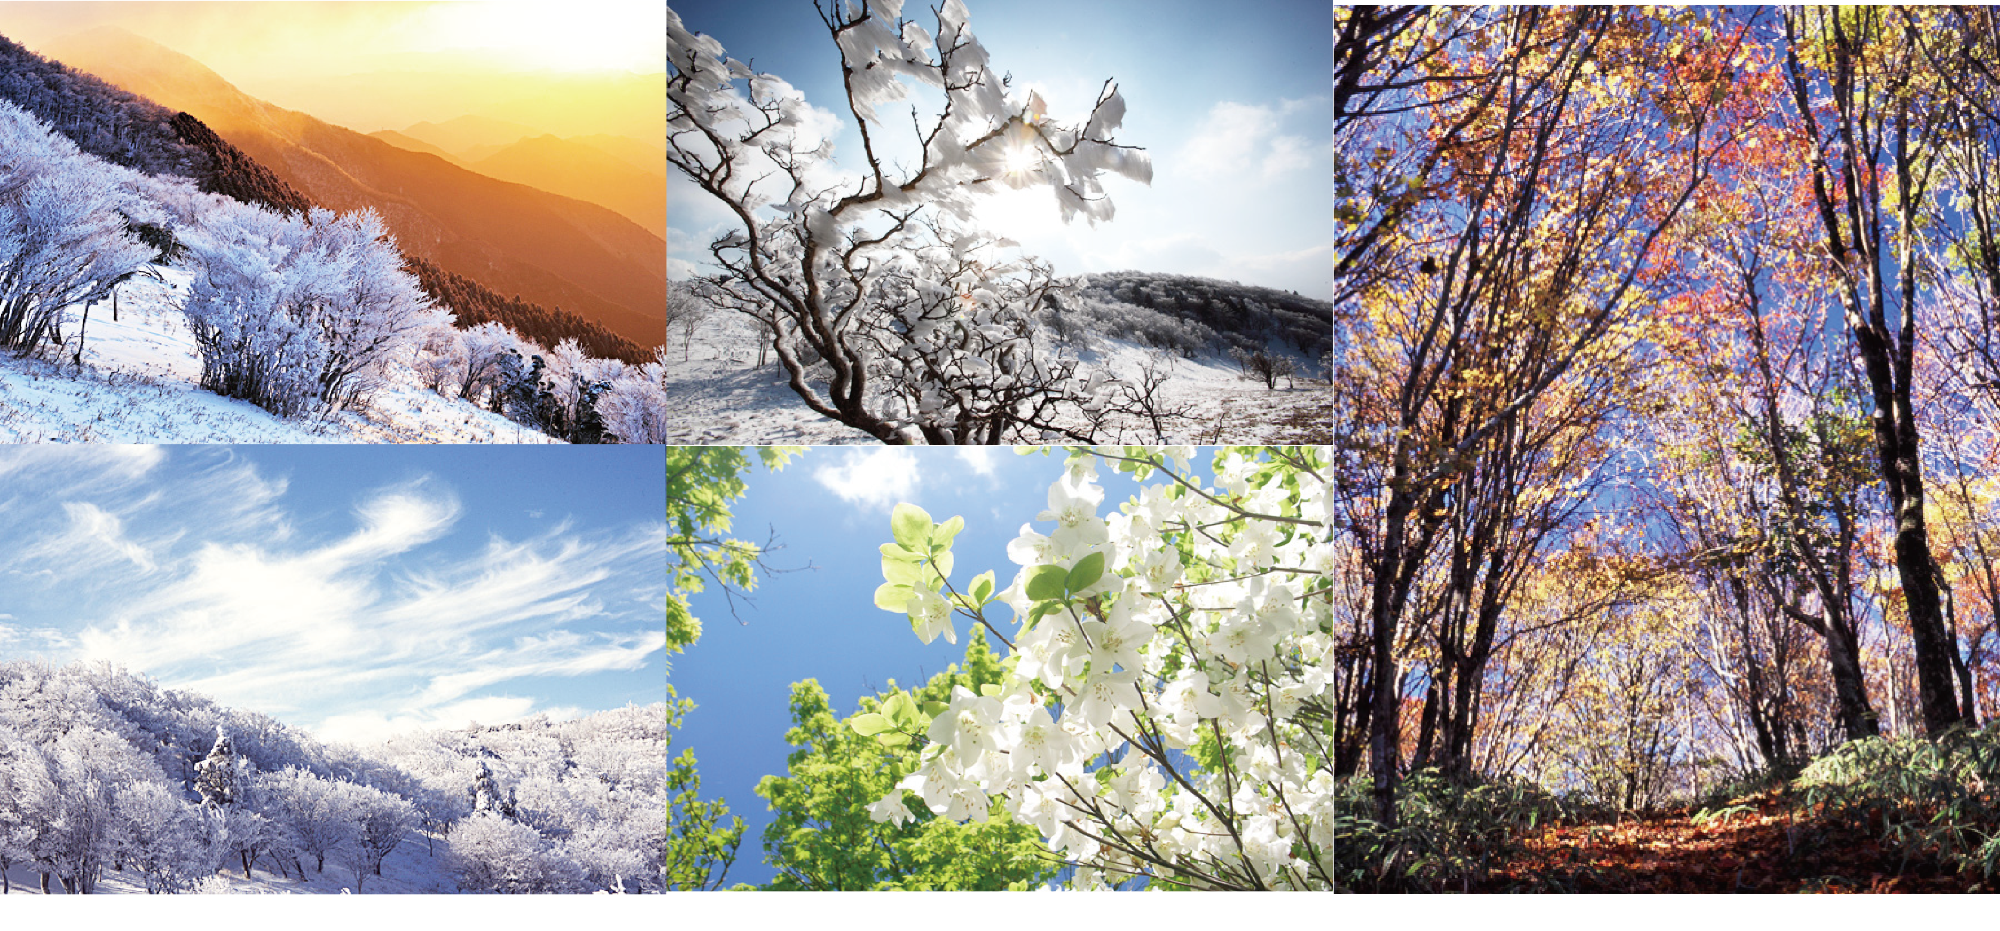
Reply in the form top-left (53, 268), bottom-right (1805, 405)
top-left (37, 26), bottom-right (665, 352)
top-left (371, 121), bottom-right (666, 238)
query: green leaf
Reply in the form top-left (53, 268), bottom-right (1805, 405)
top-left (884, 693), bottom-right (918, 728)
top-left (850, 713), bottom-right (892, 736)
top-left (979, 683), bottom-right (1001, 699)
top-left (877, 732), bottom-right (911, 748)
top-left (933, 551), bottom-right (954, 582)
top-left (1066, 551), bottom-right (1105, 592)
top-left (882, 554), bottom-right (925, 587)
top-left (1025, 565), bottom-right (1068, 601)
top-left (892, 504), bottom-right (933, 551)
top-left (874, 582), bottom-right (915, 611)
top-left (880, 542), bottom-right (918, 560)
top-left (921, 701), bottom-right (947, 718)
top-left (933, 515), bottom-right (965, 551)
top-left (970, 570), bottom-right (995, 604)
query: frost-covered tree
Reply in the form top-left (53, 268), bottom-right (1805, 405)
top-left (180, 202), bottom-right (446, 419)
top-left (597, 347), bottom-right (670, 444)
top-left (666, 278), bottom-right (708, 362)
top-left (348, 784), bottom-right (418, 891)
top-left (468, 761), bottom-right (517, 821)
top-left (447, 812), bottom-right (585, 894)
top-left (15, 727), bottom-right (154, 893)
top-left (414, 319), bottom-right (526, 408)
top-left (110, 782), bottom-right (209, 893)
top-left (668, 0), bottom-right (1151, 444)
top-left (0, 99), bottom-right (161, 357)
top-left (0, 728), bottom-right (36, 894)
top-left (253, 767), bottom-right (360, 875)
top-left (193, 726), bottom-right (239, 808)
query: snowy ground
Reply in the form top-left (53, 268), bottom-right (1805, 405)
top-left (0, 826), bottom-right (461, 894)
top-left (0, 268), bottom-right (556, 443)
top-left (665, 310), bottom-right (1333, 445)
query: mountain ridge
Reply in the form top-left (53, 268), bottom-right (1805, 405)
top-left (40, 26), bottom-right (665, 351)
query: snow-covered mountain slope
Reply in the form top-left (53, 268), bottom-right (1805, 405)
top-left (665, 303), bottom-right (1334, 445)
top-left (0, 268), bottom-right (555, 444)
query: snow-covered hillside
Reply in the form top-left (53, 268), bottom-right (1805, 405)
top-left (0, 662), bottom-right (665, 894)
top-left (0, 268), bottom-right (556, 443)
top-left (0, 93), bottom-right (665, 444)
top-left (665, 300), bottom-right (1333, 445)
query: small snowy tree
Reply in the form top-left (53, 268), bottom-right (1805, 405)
top-left (111, 782), bottom-right (209, 893)
top-left (193, 726), bottom-right (239, 808)
top-left (598, 347), bottom-right (670, 443)
top-left (0, 99), bottom-right (161, 357)
top-left (447, 812), bottom-right (585, 893)
top-left (665, 279), bottom-right (708, 362)
top-left (181, 202), bottom-right (444, 418)
top-left (348, 784), bottom-right (417, 892)
top-left (668, 0), bottom-right (1150, 444)
top-left (253, 767), bottom-right (360, 875)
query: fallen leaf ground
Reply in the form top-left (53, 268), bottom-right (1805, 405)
top-left (1472, 788), bottom-right (1993, 893)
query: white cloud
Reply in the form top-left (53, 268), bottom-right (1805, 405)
top-left (27, 502), bottom-right (159, 573)
top-left (953, 448), bottom-right (998, 477)
top-left (0, 445), bottom-right (164, 484)
top-left (313, 695), bottom-right (583, 747)
top-left (316, 481), bottom-right (460, 567)
top-left (1176, 100), bottom-right (1323, 182)
top-left (65, 490), bottom-right (665, 730)
top-left (813, 448), bottom-right (923, 511)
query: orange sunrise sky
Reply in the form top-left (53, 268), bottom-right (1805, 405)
top-left (0, 1), bottom-right (665, 136)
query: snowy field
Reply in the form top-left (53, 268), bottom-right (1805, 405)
top-left (0, 268), bottom-right (556, 444)
top-left (664, 309), bottom-right (1333, 445)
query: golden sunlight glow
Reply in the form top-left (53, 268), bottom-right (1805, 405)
top-left (1003, 143), bottom-right (1041, 177)
top-left (413, 0), bottom-right (665, 74)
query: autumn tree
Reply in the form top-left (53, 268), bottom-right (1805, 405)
top-left (1777, 5), bottom-right (1969, 735)
top-left (1649, 95), bottom-right (1889, 751)
top-left (1332, 6), bottom-right (1748, 825)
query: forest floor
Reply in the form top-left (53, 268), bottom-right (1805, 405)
top-left (1472, 786), bottom-right (1991, 893)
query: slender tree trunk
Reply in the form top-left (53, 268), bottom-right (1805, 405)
top-left (1783, 7), bottom-right (1964, 737)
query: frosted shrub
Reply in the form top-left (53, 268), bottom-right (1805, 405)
top-left (182, 203), bottom-right (444, 419)
top-left (596, 348), bottom-right (669, 444)
top-left (448, 812), bottom-right (586, 893)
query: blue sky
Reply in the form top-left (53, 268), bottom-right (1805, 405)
top-left (670, 446), bottom-right (1193, 888)
top-left (0, 445), bottom-right (666, 746)
top-left (668, 0), bottom-right (1333, 298)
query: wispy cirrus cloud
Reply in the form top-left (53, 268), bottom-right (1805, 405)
top-left (0, 448), bottom-right (666, 745)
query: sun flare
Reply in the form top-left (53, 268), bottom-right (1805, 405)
top-left (1002, 142), bottom-right (1041, 177)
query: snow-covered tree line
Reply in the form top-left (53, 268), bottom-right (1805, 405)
top-left (0, 662), bottom-right (666, 893)
top-left (0, 96), bottom-right (666, 441)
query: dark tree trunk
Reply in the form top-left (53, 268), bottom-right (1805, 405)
top-left (1783, 7), bottom-right (1965, 737)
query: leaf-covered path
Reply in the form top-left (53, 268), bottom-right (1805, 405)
top-left (1473, 789), bottom-right (1990, 893)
